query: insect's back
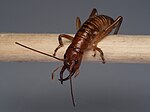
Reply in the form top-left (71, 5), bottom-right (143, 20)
top-left (70, 15), bottom-right (115, 52)
top-left (81, 15), bottom-right (114, 33)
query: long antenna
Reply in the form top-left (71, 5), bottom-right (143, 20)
top-left (70, 77), bottom-right (76, 107)
top-left (15, 42), bottom-right (64, 61)
top-left (15, 42), bottom-right (76, 106)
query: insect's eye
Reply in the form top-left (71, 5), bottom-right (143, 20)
top-left (75, 60), bottom-right (78, 64)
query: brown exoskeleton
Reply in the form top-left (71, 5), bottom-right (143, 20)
top-left (16, 8), bottom-right (123, 107)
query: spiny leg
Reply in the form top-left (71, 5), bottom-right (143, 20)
top-left (105, 16), bottom-right (123, 35)
top-left (76, 17), bottom-right (81, 30)
top-left (53, 34), bottom-right (73, 56)
top-left (89, 8), bottom-right (98, 18)
top-left (91, 16), bottom-right (123, 63)
top-left (92, 45), bottom-right (105, 64)
top-left (95, 16), bottom-right (123, 41)
top-left (113, 16), bottom-right (123, 34)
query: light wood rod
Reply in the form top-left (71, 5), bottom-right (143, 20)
top-left (0, 33), bottom-right (150, 63)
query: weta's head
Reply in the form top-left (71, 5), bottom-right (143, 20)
top-left (59, 49), bottom-right (83, 84)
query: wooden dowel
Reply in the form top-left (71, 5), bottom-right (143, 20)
top-left (0, 33), bottom-right (150, 63)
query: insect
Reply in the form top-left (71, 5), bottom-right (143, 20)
top-left (15, 8), bottom-right (123, 107)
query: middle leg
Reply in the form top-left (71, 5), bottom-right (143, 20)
top-left (92, 45), bottom-right (105, 64)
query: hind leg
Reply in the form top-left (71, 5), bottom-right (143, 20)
top-left (105, 16), bottom-right (123, 34)
top-left (53, 34), bottom-right (73, 56)
top-left (91, 16), bottom-right (123, 63)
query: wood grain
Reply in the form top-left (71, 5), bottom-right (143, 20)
top-left (0, 33), bottom-right (150, 63)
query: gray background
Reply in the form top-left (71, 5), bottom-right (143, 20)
top-left (0, 0), bottom-right (150, 112)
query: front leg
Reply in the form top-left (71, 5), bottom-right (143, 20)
top-left (53, 34), bottom-right (73, 56)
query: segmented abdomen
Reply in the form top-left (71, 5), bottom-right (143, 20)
top-left (69, 15), bottom-right (114, 53)
top-left (84, 15), bottom-right (114, 32)
top-left (75, 15), bottom-right (114, 41)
